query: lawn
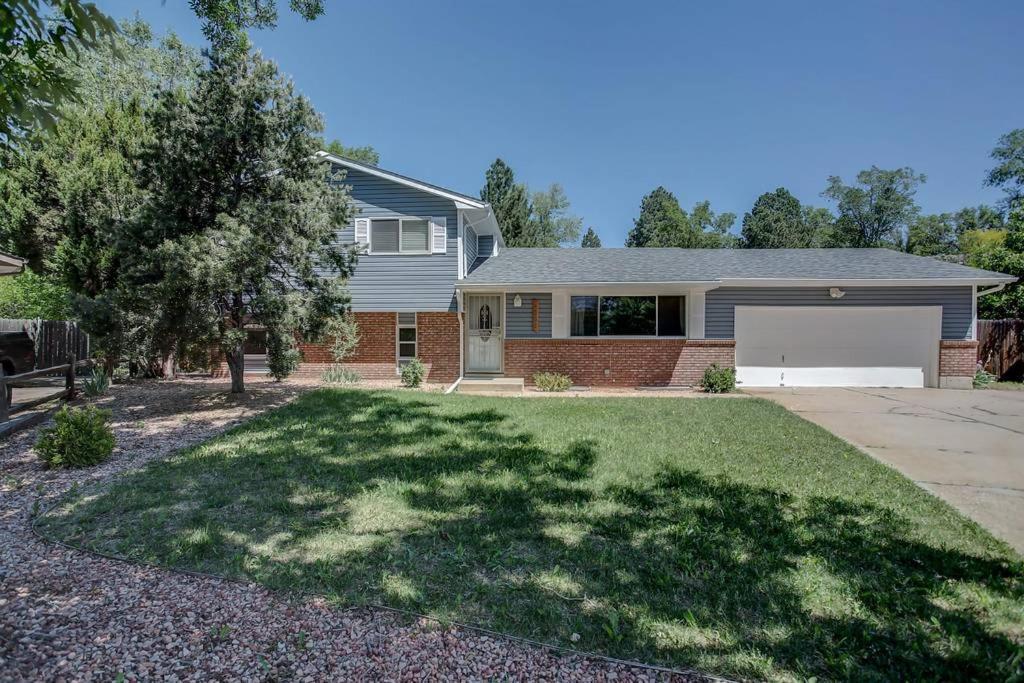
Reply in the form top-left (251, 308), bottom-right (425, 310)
top-left (39, 390), bottom-right (1023, 681)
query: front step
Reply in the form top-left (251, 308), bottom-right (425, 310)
top-left (457, 377), bottom-right (525, 394)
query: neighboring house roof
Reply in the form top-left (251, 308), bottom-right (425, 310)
top-left (459, 248), bottom-right (1016, 286)
top-left (316, 152), bottom-right (488, 209)
top-left (0, 251), bottom-right (25, 276)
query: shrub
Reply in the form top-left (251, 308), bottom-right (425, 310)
top-left (400, 358), bottom-right (426, 387)
top-left (701, 364), bottom-right (736, 393)
top-left (533, 372), bottom-right (572, 392)
top-left (266, 331), bottom-right (301, 382)
top-left (321, 365), bottom-right (361, 385)
top-left (327, 314), bottom-right (361, 363)
top-left (973, 363), bottom-right (996, 389)
top-left (81, 367), bottom-right (111, 397)
top-left (36, 405), bottom-right (115, 468)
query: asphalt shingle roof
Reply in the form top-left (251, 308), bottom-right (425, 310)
top-left (461, 248), bottom-right (1013, 285)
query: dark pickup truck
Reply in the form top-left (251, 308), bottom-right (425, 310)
top-left (0, 330), bottom-right (36, 403)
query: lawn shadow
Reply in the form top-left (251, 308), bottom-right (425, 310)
top-left (39, 389), bottom-right (1024, 681)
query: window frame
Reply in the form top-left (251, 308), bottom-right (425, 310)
top-left (396, 312), bottom-right (417, 372)
top-left (569, 294), bottom-right (688, 338)
top-left (368, 217), bottom-right (432, 255)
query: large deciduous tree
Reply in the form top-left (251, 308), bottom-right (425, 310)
top-left (986, 129), bottom-right (1024, 211)
top-left (130, 48), bottom-right (354, 393)
top-left (523, 183), bottom-right (582, 247)
top-left (821, 166), bottom-right (926, 248)
top-left (741, 187), bottom-right (830, 248)
top-left (324, 138), bottom-right (379, 166)
top-left (581, 227), bottom-right (601, 247)
top-left (481, 158), bottom-right (530, 247)
top-left (626, 187), bottom-right (735, 248)
top-left (189, 0), bottom-right (329, 50)
top-left (906, 214), bottom-right (958, 256)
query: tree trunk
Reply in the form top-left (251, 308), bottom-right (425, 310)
top-left (160, 349), bottom-right (176, 380)
top-left (226, 343), bottom-right (245, 393)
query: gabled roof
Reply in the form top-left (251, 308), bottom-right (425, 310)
top-left (316, 152), bottom-right (488, 209)
top-left (459, 247), bottom-right (1016, 286)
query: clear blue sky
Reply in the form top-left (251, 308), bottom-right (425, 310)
top-left (100, 0), bottom-right (1023, 245)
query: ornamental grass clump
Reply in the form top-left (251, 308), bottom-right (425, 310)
top-left (533, 372), bottom-right (572, 392)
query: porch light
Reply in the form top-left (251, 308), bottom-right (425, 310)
top-left (829, 287), bottom-right (845, 299)
top-left (513, 294), bottom-right (522, 307)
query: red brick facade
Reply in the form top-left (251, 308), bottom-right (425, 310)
top-left (504, 338), bottom-right (736, 387)
top-left (295, 311), bottom-right (460, 382)
top-left (939, 340), bottom-right (978, 384)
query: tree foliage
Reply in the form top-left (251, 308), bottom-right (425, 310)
top-left (524, 183), bottom-right (582, 247)
top-left (189, 0), bottom-right (328, 50)
top-left (626, 187), bottom-right (735, 248)
top-left (0, 0), bottom-right (117, 147)
top-left (0, 267), bottom-right (71, 318)
top-left (906, 214), bottom-right (958, 256)
top-left (741, 187), bottom-right (829, 248)
top-left (127, 48), bottom-right (354, 392)
top-left (822, 167), bottom-right (926, 248)
top-left (986, 129), bottom-right (1024, 211)
top-left (581, 227), bottom-right (601, 248)
top-left (324, 138), bottom-right (379, 166)
top-left (481, 158), bottom-right (530, 247)
top-left (970, 209), bottom-right (1024, 319)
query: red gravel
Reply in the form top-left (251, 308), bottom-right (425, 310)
top-left (0, 377), bottom-right (703, 682)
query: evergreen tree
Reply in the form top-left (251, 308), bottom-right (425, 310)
top-left (480, 158), bottom-right (530, 246)
top-left (626, 187), bottom-right (735, 248)
top-left (128, 48), bottom-right (355, 392)
top-left (742, 188), bottom-right (817, 248)
top-left (581, 227), bottom-right (602, 247)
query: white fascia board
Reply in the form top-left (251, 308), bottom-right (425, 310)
top-left (456, 280), bottom-right (721, 289)
top-left (317, 152), bottom-right (487, 209)
top-left (720, 277), bottom-right (1015, 287)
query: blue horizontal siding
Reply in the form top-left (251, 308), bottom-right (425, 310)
top-left (505, 293), bottom-right (552, 338)
top-left (330, 166), bottom-right (458, 312)
top-left (464, 225), bottom-right (478, 277)
top-left (478, 235), bottom-right (494, 257)
top-left (705, 286), bottom-right (973, 340)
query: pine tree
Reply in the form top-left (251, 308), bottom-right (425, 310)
top-left (481, 158), bottom-right (530, 246)
top-left (581, 227), bottom-right (602, 247)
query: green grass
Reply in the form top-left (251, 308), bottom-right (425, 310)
top-left (39, 390), bottom-right (1023, 681)
top-left (990, 381), bottom-right (1024, 391)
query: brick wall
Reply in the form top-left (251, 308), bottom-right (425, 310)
top-left (503, 338), bottom-right (736, 387)
top-left (940, 340), bottom-right (978, 379)
top-left (416, 312), bottom-right (460, 382)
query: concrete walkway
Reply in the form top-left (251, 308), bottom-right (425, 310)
top-left (748, 386), bottom-right (1024, 554)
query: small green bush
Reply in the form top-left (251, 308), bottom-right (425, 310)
top-left (400, 358), bottom-right (426, 387)
top-left (36, 405), bottom-right (115, 469)
top-left (533, 372), bottom-right (572, 392)
top-left (266, 332), bottom-right (301, 382)
top-left (701, 364), bottom-right (736, 393)
top-left (321, 365), bottom-right (361, 385)
top-left (81, 367), bottom-right (110, 397)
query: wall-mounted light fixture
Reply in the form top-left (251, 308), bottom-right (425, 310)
top-left (513, 294), bottom-right (522, 307)
top-left (829, 287), bottom-right (846, 299)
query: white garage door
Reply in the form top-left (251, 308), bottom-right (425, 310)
top-left (735, 306), bottom-right (941, 388)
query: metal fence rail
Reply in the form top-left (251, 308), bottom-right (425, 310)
top-left (977, 319), bottom-right (1024, 381)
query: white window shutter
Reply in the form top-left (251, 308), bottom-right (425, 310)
top-left (431, 217), bottom-right (447, 254)
top-left (354, 218), bottom-right (370, 253)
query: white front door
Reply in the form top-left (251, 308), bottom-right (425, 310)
top-left (735, 306), bottom-right (941, 388)
top-left (466, 294), bottom-right (503, 373)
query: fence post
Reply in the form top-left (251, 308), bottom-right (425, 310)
top-left (0, 367), bottom-right (8, 423)
top-left (65, 354), bottom-right (77, 400)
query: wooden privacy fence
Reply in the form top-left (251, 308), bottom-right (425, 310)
top-left (977, 319), bottom-right (1024, 381)
top-left (1, 319), bottom-right (90, 370)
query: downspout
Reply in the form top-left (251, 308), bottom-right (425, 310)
top-left (446, 289), bottom-right (465, 395)
top-left (976, 283), bottom-right (1007, 298)
top-left (973, 283), bottom-right (1007, 343)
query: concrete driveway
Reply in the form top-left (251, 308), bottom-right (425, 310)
top-left (748, 386), bottom-right (1024, 554)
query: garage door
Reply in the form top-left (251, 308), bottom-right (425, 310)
top-left (735, 306), bottom-right (941, 388)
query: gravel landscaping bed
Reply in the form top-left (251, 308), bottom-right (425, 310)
top-left (0, 377), bottom-right (698, 681)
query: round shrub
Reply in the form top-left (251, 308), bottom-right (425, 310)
top-left (533, 372), bottom-right (572, 392)
top-left (400, 358), bottom-right (426, 387)
top-left (36, 405), bottom-right (115, 468)
top-left (701, 364), bottom-right (736, 393)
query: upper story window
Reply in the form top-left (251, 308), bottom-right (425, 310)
top-left (570, 295), bottom-right (686, 337)
top-left (370, 218), bottom-right (430, 254)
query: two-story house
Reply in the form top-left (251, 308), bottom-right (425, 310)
top-left (264, 154), bottom-right (1014, 390)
